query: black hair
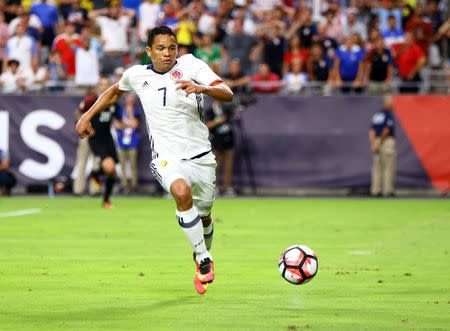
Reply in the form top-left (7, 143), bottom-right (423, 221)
top-left (7, 59), bottom-right (20, 67)
top-left (147, 26), bottom-right (177, 47)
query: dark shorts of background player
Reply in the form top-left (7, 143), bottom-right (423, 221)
top-left (88, 137), bottom-right (119, 163)
top-left (211, 132), bottom-right (234, 151)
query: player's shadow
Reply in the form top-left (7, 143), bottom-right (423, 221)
top-left (11, 296), bottom-right (197, 323)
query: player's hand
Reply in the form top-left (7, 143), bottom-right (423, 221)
top-left (75, 118), bottom-right (95, 139)
top-left (175, 80), bottom-right (206, 95)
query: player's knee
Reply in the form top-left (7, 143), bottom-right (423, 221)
top-left (102, 158), bottom-right (116, 176)
top-left (170, 180), bottom-right (192, 206)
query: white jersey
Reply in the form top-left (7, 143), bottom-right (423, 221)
top-left (118, 54), bottom-right (222, 160)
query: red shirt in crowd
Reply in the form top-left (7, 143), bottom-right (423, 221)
top-left (392, 42), bottom-right (425, 78)
top-left (252, 72), bottom-right (282, 93)
top-left (52, 33), bottom-right (83, 77)
top-left (283, 49), bottom-right (309, 71)
top-left (405, 17), bottom-right (433, 55)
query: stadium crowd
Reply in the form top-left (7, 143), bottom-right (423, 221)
top-left (0, 0), bottom-right (449, 95)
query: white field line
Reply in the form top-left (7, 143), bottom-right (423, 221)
top-left (0, 208), bottom-right (42, 219)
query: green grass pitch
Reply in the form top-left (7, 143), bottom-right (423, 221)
top-left (0, 197), bottom-right (449, 330)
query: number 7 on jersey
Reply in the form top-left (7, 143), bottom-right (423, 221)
top-left (158, 87), bottom-right (167, 106)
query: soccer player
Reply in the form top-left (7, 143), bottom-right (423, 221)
top-left (77, 77), bottom-right (121, 208)
top-left (75, 26), bottom-right (233, 294)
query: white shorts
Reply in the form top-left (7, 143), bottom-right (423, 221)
top-left (150, 152), bottom-right (216, 216)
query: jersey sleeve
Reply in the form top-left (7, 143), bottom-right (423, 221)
top-left (192, 56), bottom-right (223, 86)
top-left (118, 68), bottom-right (133, 91)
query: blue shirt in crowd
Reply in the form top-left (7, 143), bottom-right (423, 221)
top-left (336, 45), bottom-right (365, 81)
top-left (371, 109), bottom-right (395, 137)
top-left (382, 28), bottom-right (404, 39)
top-left (116, 108), bottom-right (141, 149)
top-left (30, 2), bottom-right (59, 28)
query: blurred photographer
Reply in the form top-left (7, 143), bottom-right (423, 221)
top-left (205, 59), bottom-right (252, 197)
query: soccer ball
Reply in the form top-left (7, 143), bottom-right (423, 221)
top-left (278, 245), bottom-right (318, 285)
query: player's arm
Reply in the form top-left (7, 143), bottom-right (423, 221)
top-left (75, 83), bottom-right (125, 139)
top-left (176, 80), bottom-right (234, 102)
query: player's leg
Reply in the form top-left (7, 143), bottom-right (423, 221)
top-left (170, 178), bottom-right (211, 263)
top-left (101, 156), bottom-right (116, 207)
top-left (201, 213), bottom-right (214, 251)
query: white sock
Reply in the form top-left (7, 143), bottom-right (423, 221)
top-left (204, 221), bottom-right (214, 251)
top-left (176, 206), bottom-right (211, 262)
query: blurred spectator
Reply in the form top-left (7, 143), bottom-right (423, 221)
top-left (332, 35), bottom-right (365, 94)
top-left (3, 0), bottom-right (21, 23)
top-left (89, 5), bottom-right (134, 75)
top-left (8, 6), bottom-right (42, 38)
top-left (283, 35), bottom-right (308, 76)
top-left (137, 0), bottom-right (162, 43)
top-left (114, 93), bottom-right (141, 194)
top-left (435, 18), bottom-right (449, 67)
top-left (369, 95), bottom-right (396, 197)
top-left (222, 18), bottom-right (259, 75)
top-left (73, 86), bottom-right (96, 195)
top-left (364, 37), bottom-right (393, 94)
top-left (252, 62), bottom-right (282, 93)
top-left (404, 4), bottom-right (433, 56)
top-left (425, 0), bottom-right (443, 34)
top-left (205, 100), bottom-right (236, 197)
top-left (194, 33), bottom-right (222, 73)
top-left (319, 8), bottom-right (344, 43)
top-left (344, 7), bottom-right (367, 41)
top-left (25, 56), bottom-right (48, 92)
top-left (80, 25), bottom-right (103, 57)
top-left (316, 23), bottom-right (338, 61)
top-left (30, 0), bottom-right (58, 48)
top-left (222, 58), bottom-right (252, 97)
top-left (302, 0), bottom-right (328, 23)
top-left (52, 21), bottom-right (83, 78)
top-left (382, 15), bottom-right (405, 48)
top-left (249, 0), bottom-right (282, 21)
top-left (4, 22), bottom-right (37, 73)
top-left (392, 31), bottom-right (426, 94)
top-left (0, 12), bottom-right (8, 71)
top-left (122, 0), bottom-right (141, 13)
top-left (47, 51), bottom-right (66, 91)
top-left (137, 0), bottom-right (161, 43)
top-left (0, 147), bottom-right (16, 196)
top-left (113, 66), bottom-right (125, 83)
top-left (286, 8), bottom-right (317, 49)
top-left (175, 9), bottom-right (197, 51)
top-left (255, 21), bottom-right (286, 77)
top-left (226, 4), bottom-right (256, 36)
top-left (283, 59), bottom-right (308, 94)
top-left (0, 59), bottom-right (26, 93)
top-left (75, 37), bottom-right (100, 87)
top-left (306, 43), bottom-right (331, 83)
top-left (157, 2), bottom-right (179, 31)
top-left (65, 0), bottom-right (90, 34)
top-left (376, 1), bottom-right (402, 34)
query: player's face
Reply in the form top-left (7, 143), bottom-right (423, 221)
top-left (147, 34), bottom-right (178, 73)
